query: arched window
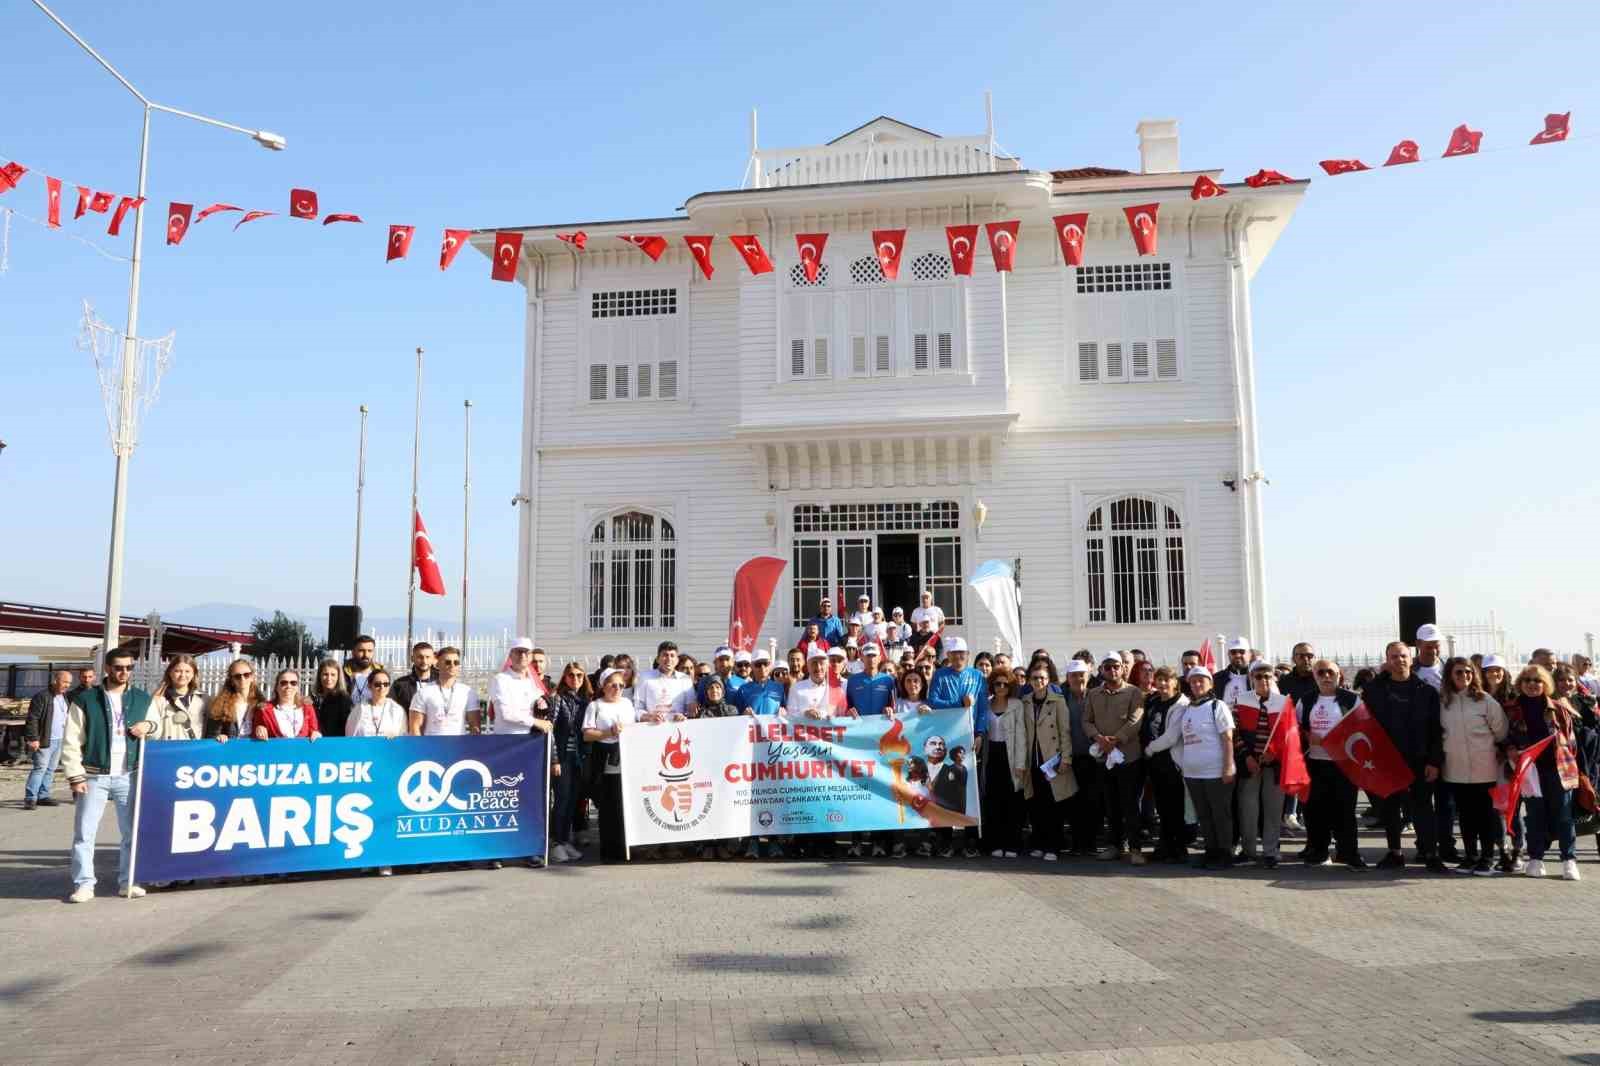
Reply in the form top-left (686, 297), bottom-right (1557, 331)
top-left (1084, 497), bottom-right (1187, 624)
top-left (586, 510), bottom-right (676, 630)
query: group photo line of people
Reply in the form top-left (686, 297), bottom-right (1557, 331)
top-left (21, 589), bottom-right (1600, 902)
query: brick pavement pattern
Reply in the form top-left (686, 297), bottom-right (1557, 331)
top-left (2, 765), bottom-right (1598, 1065)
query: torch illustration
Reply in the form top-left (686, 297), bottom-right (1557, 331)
top-left (878, 717), bottom-right (912, 824)
top-left (659, 730), bottom-right (694, 822)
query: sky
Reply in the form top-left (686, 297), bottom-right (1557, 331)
top-left (2, 0), bottom-right (1597, 655)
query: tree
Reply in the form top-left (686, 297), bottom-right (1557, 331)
top-left (249, 612), bottom-right (327, 663)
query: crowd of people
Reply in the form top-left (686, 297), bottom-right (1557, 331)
top-left (21, 596), bottom-right (1600, 901)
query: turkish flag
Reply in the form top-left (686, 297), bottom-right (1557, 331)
top-left (1530, 112), bottom-right (1571, 145)
top-left (619, 234), bottom-right (667, 261)
top-left (728, 556), bottom-right (787, 653)
top-left (1322, 704), bottom-right (1415, 798)
top-left (795, 233), bottom-right (827, 282)
top-left (107, 196), bottom-right (144, 237)
top-left (165, 202), bottom-right (193, 246)
top-left (684, 235), bottom-right (715, 279)
top-left (1443, 124), bottom-right (1483, 158)
top-left (986, 220), bottom-right (1020, 272)
top-left (234, 210), bottom-right (274, 230)
top-left (289, 188), bottom-right (319, 219)
top-left (1123, 203), bottom-right (1159, 256)
top-left (491, 230), bottom-right (523, 282)
top-left (1243, 169), bottom-right (1295, 187)
top-left (412, 512), bottom-right (445, 596)
top-left (89, 191), bottom-right (115, 213)
top-left (872, 228), bottom-right (906, 279)
top-left (322, 213), bottom-right (363, 225)
top-left (1384, 140), bottom-right (1420, 166)
top-left (1266, 698), bottom-right (1312, 801)
top-left (946, 224), bottom-right (979, 275)
top-left (1491, 734), bottom-right (1557, 831)
top-left (1319, 159), bottom-right (1371, 175)
top-left (387, 224), bottom-right (414, 262)
top-left (195, 203), bottom-right (243, 223)
top-left (1190, 175), bottom-right (1227, 200)
top-left (45, 177), bottom-right (61, 227)
top-left (729, 234), bottom-right (773, 274)
top-left (74, 185), bottom-right (91, 220)
top-left (1052, 213), bottom-right (1088, 266)
top-left (1197, 638), bottom-right (1216, 673)
top-left (439, 228), bottom-right (470, 271)
top-left (557, 231), bottom-right (587, 250)
top-left (0, 161), bottom-right (24, 193)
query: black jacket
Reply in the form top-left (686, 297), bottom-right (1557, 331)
top-left (1280, 670), bottom-right (1318, 708)
top-left (1361, 672), bottom-right (1442, 768)
top-left (313, 691), bottom-right (354, 738)
top-left (24, 689), bottom-right (65, 745)
top-left (389, 671), bottom-right (436, 716)
top-left (548, 688), bottom-right (586, 761)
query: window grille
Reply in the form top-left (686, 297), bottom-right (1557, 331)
top-left (591, 288), bottom-right (678, 318)
top-left (1074, 263), bottom-right (1172, 294)
top-left (793, 501), bottom-right (960, 534)
top-left (1084, 497), bottom-right (1187, 624)
top-left (789, 262), bottom-right (830, 287)
top-left (586, 511), bottom-right (676, 630)
top-left (848, 255), bottom-right (886, 286)
top-left (910, 252), bottom-right (952, 281)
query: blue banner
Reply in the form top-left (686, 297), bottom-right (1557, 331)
top-left (133, 734), bottom-right (548, 881)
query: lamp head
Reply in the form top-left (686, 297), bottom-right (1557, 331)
top-left (253, 130), bottom-right (287, 151)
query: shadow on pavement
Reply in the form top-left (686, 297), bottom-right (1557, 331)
top-left (1473, 999), bottom-right (1600, 1025)
top-left (0, 975), bottom-right (66, 1005)
top-left (787, 913), bottom-right (853, 931)
top-left (674, 952), bottom-right (844, 976)
top-left (755, 1019), bottom-right (884, 1058)
top-left (709, 884), bottom-right (837, 898)
top-left (128, 941), bottom-right (230, 968)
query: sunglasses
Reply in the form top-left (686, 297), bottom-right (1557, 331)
top-left (231, 671), bottom-right (254, 680)
top-left (278, 680), bottom-right (299, 687)
top-left (108, 664), bottom-right (133, 672)
top-left (1314, 669), bottom-right (1337, 678)
top-left (440, 658), bottom-right (461, 666)
top-left (371, 681), bottom-right (391, 689)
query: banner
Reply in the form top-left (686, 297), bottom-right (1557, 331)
top-left (133, 734), bottom-right (547, 881)
top-left (619, 709), bottom-right (979, 846)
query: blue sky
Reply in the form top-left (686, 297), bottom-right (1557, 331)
top-left (2, 1), bottom-right (1596, 654)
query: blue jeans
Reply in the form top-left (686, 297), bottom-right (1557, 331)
top-left (71, 774), bottom-right (137, 890)
top-left (25, 741), bottom-right (63, 800)
top-left (1523, 767), bottom-right (1576, 862)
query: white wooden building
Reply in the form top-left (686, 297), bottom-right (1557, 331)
top-left (475, 115), bottom-right (1305, 663)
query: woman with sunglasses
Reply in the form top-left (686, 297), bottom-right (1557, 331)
top-left (582, 668), bottom-right (639, 863)
top-left (1508, 665), bottom-right (1582, 880)
top-left (982, 671), bottom-right (1024, 858)
top-left (310, 659), bottom-right (353, 737)
top-left (548, 662), bottom-right (591, 863)
top-left (1438, 657), bottom-right (1508, 875)
top-left (344, 668), bottom-right (405, 875)
top-left (252, 669), bottom-right (321, 740)
top-left (1294, 660), bottom-right (1366, 869)
top-left (149, 655), bottom-right (207, 741)
top-left (1481, 654), bottom-right (1522, 871)
top-left (206, 659), bottom-right (264, 741)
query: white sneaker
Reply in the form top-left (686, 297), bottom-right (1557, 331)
top-left (564, 845), bottom-right (584, 862)
top-left (1003, 851), bottom-right (1019, 859)
top-left (549, 843), bottom-right (570, 863)
top-left (1043, 852), bottom-right (1058, 862)
top-left (1563, 859), bottom-right (1581, 882)
top-left (1028, 849), bottom-right (1044, 858)
top-left (120, 885), bottom-right (147, 899)
top-left (1525, 859), bottom-right (1547, 878)
top-left (378, 866), bottom-right (393, 877)
top-left (990, 848), bottom-right (1006, 858)
top-left (67, 884), bottom-right (94, 903)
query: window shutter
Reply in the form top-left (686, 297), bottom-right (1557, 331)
top-left (913, 332), bottom-right (930, 371)
top-left (658, 359), bottom-right (678, 398)
top-left (851, 335), bottom-right (868, 375)
top-left (589, 363), bottom-right (608, 400)
top-left (1104, 342), bottom-right (1126, 381)
top-left (612, 364), bottom-right (630, 399)
top-left (790, 339), bottom-right (807, 378)
top-left (813, 336), bottom-right (829, 376)
top-left (1077, 342), bottom-right (1099, 382)
top-left (937, 332), bottom-right (954, 370)
top-left (1130, 341), bottom-right (1151, 380)
top-left (874, 334), bottom-right (891, 373)
top-left (934, 286), bottom-right (957, 371)
top-left (636, 362), bottom-right (653, 398)
top-left (1156, 338), bottom-right (1178, 379)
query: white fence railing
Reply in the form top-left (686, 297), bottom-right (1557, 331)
top-left (750, 136), bottom-right (1016, 188)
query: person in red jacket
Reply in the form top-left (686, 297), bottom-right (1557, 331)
top-left (252, 669), bottom-right (322, 740)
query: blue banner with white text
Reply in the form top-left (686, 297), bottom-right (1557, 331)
top-left (133, 734), bottom-right (548, 881)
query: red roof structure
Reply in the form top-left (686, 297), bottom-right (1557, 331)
top-left (0, 600), bottom-right (257, 658)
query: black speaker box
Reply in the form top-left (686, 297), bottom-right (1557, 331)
top-left (1398, 596), bottom-right (1437, 645)
top-left (327, 605), bottom-right (363, 651)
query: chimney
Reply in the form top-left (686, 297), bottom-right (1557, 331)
top-left (1136, 119), bottom-right (1180, 174)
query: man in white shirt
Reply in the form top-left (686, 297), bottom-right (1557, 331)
top-left (1413, 624), bottom-right (1445, 691)
top-left (786, 647), bottom-right (834, 719)
top-left (409, 645), bottom-right (481, 735)
top-left (633, 641), bottom-right (695, 722)
top-left (850, 594), bottom-right (875, 630)
top-left (910, 590), bottom-right (945, 632)
top-left (489, 637), bottom-right (550, 736)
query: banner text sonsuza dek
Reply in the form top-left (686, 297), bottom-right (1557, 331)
top-left (168, 760), bottom-right (375, 858)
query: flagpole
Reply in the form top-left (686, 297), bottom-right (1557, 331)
top-left (406, 347), bottom-right (422, 650)
top-left (461, 398), bottom-right (471, 652)
top-left (353, 404), bottom-right (368, 608)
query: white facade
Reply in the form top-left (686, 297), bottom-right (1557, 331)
top-left (476, 116), bottom-right (1305, 664)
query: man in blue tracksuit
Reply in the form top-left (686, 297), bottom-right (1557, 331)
top-left (735, 651), bottom-right (786, 717)
top-left (845, 645), bottom-right (898, 856)
top-left (809, 598), bottom-right (847, 646)
top-left (927, 636), bottom-right (990, 857)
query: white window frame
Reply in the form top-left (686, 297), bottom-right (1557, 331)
top-left (574, 497), bottom-right (688, 633)
top-left (1066, 259), bottom-right (1186, 387)
top-left (580, 280), bottom-right (689, 405)
top-left (1071, 484), bottom-right (1198, 628)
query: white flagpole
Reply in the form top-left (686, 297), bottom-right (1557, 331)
top-left (353, 404), bottom-right (368, 608)
top-left (461, 399), bottom-right (471, 650)
top-left (126, 735), bottom-right (146, 898)
top-left (405, 347), bottom-right (423, 650)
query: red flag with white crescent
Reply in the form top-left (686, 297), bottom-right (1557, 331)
top-left (1530, 112), bottom-right (1571, 145)
top-left (1051, 213), bottom-right (1088, 266)
top-left (557, 231), bottom-right (587, 250)
top-left (1384, 140), bottom-right (1420, 166)
top-left (1243, 169), bottom-right (1296, 187)
top-left (387, 224), bottom-right (414, 262)
top-left (795, 233), bottom-right (827, 282)
top-left (289, 188), bottom-right (319, 219)
top-left (165, 202), bottom-right (193, 246)
top-left (1322, 704), bottom-right (1415, 798)
top-left (412, 512), bottom-right (446, 596)
top-left (986, 220), bottom-right (1020, 272)
top-left (1442, 124), bottom-right (1482, 158)
top-left (322, 213), bottom-right (363, 225)
top-left (871, 228), bottom-right (906, 279)
top-left (234, 210), bottom-right (274, 231)
top-left (89, 191), bottom-right (115, 213)
top-left (195, 203), bottom-right (242, 224)
top-left (945, 224), bottom-right (978, 276)
top-left (0, 161), bottom-right (25, 193)
top-left (618, 234), bottom-right (667, 261)
top-left (491, 231), bottom-right (523, 282)
top-left (107, 196), bottom-right (144, 237)
top-left (729, 234), bottom-right (773, 274)
top-left (1492, 734), bottom-right (1557, 830)
top-left (728, 556), bottom-right (787, 653)
top-left (1318, 159), bottom-right (1371, 175)
top-left (439, 228), bottom-right (470, 270)
top-left (1123, 203), bottom-right (1159, 257)
top-left (684, 235), bottom-right (715, 279)
top-left (1266, 698), bottom-right (1312, 801)
top-left (45, 177), bottom-right (61, 227)
top-left (1190, 175), bottom-right (1228, 200)
top-left (73, 185), bottom-right (91, 220)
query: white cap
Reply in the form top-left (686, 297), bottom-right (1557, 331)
top-left (805, 643), bottom-right (829, 662)
top-left (1248, 659), bottom-right (1274, 675)
top-left (861, 643), bottom-right (882, 657)
top-left (1064, 660), bottom-right (1090, 676)
top-left (1415, 623), bottom-right (1441, 643)
top-left (598, 667), bottom-right (624, 687)
top-left (826, 646), bottom-right (847, 660)
top-left (1185, 666), bottom-right (1213, 681)
top-left (752, 649), bottom-right (772, 663)
top-left (1101, 650), bottom-right (1122, 664)
top-left (1227, 637), bottom-right (1250, 653)
top-left (733, 650), bottom-right (753, 664)
top-left (510, 636), bottom-right (535, 652)
top-left (1481, 654), bottom-right (1505, 671)
top-left (857, 593), bottom-right (871, 603)
top-left (713, 645), bottom-right (734, 659)
top-left (945, 636), bottom-right (969, 654)
top-left (892, 607), bottom-right (904, 616)
top-left (845, 639), bottom-right (860, 649)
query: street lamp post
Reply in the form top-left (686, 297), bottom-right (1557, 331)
top-left (32, 1), bottom-right (285, 662)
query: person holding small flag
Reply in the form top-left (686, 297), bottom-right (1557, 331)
top-left (1506, 665), bottom-right (1581, 881)
top-left (1233, 661), bottom-right (1286, 868)
top-left (1364, 641), bottom-right (1445, 872)
top-left (1295, 660), bottom-right (1366, 869)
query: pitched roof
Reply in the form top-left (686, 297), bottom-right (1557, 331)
top-left (826, 116), bottom-right (942, 145)
top-left (1051, 166), bottom-right (1134, 181)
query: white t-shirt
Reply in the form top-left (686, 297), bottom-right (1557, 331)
top-left (50, 694), bottom-right (68, 745)
top-left (1305, 695), bottom-right (1347, 761)
top-left (272, 702), bottom-right (305, 737)
top-left (910, 604), bottom-right (945, 630)
top-left (633, 669), bottom-right (694, 721)
top-left (894, 697), bottom-right (930, 717)
top-left (582, 697), bottom-right (638, 772)
top-left (348, 699), bottom-right (407, 738)
top-left (786, 678), bottom-right (833, 719)
top-left (106, 689), bottom-right (126, 776)
top-left (850, 611), bottom-right (875, 629)
top-left (411, 679), bottom-right (480, 736)
top-left (489, 671), bottom-right (542, 734)
top-left (1179, 698), bottom-right (1234, 779)
top-left (1415, 662), bottom-right (1443, 692)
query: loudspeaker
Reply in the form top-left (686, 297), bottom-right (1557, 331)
top-left (327, 605), bottom-right (363, 651)
top-left (1398, 596), bottom-right (1436, 645)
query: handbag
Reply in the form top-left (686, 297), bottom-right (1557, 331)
top-left (1578, 772), bottom-right (1597, 814)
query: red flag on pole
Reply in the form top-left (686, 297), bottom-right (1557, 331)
top-left (195, 203), bottom-right (242, 224)
top-left (322, 213), bottom-right (363, 225)
top-left (0, 161), bottom-right (25, 193)
top-left (684, 235), bottom-right (715, 279)
top-left (618, 234), bottom-right (667, 261)
top-left (1384, 140), bottom-right (1420, 166)
top-left (165, 203), bottom-right (193, 246)
top-left (491, 231), bottom-right (523, 282)
top-left (1197, 638), bottom-right (1216, 673)
top-left (795, 233), bottom-right (827, 282)
top-left (387, 224), bottom-right (415, 262)
top-left (872, 229), bottom-right (906, 279)
top-left (1318, 158), bottom-right (1371, 175)
top-left (729, 234), bottom-right (773, 274)
top-left (289, 188), bottom-right (319, 219)
top-left (1190, 175), bottom-right (1227, 200)
top-left (1442, 124), bottom-right (1483, 158)
top-left (45, 177), bottom-right (61, 227)
top-left (1267, 698), bottom-right (1312, 801)
top-left (107, 196), bottom-right (144, 237)
top-left (1491, 734), bottom-right (1556, 831)
top-left (945, 224), bottom-right (978, 275)
top-left (412, 512), bottom-right (445, 596)
top-left (728, 556), bottom-right (786, 653)
top-left (1530, 112), bottom-right (1571, 145)
top-left (986, 220), bottom-right (1020, 272)
top-left (73, 186), bottom-right (91, 220)
top-left (439, 228), bottom-right (470, 270)
top-left (1124, 203), bottom-right (1159, 256)
top-left (89, 191), bottom-right (115, 213)
top-left (556, 231), bottom-right (587, 250)
top-left (234, 210), bottom-right (274, 230)
top-left (1052, 213), bottom-right (1087, 266)
top-left (1322, 704), bottom-right (1415, 798)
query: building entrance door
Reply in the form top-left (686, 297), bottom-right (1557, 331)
top-left (877, 534), bottom-right (919, 619)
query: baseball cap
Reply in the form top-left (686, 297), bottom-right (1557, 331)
top-left (861, 643), bottom-right (881, 657)
top-left (1481, 654), bottom-right (1505, 671)
top-left (598, 667), bottom-right (624, 687)
top-left (1227, 637), bottom-right (1250, 653)
top-left (1185, 666), bottom-right (1212, 681)
top-left (733, 650), bottom-right (753, 664)
top-left (1248, 659), bottom-right (1274, 676)
top-left (891, 607), bottom-right (904, 616)
top-left (826, 646), bottom-right (847, 660)
top-left (1063, 660), bottom-right (1090, 676)
top-left (945, 636), bottom-right (969, 654)
top-left (510, 636), bottom-right (534, 652)
top-left (713, 645), bottom-right (734, 659)
top-left (1101, 650), bottom-right (1122, 664)
top-left (805, 644), bottom-right (829, 662)
top-left (1415, 623), bottom-right (1441, 643)
top-left (857, 594), bottom-right (871, 603)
